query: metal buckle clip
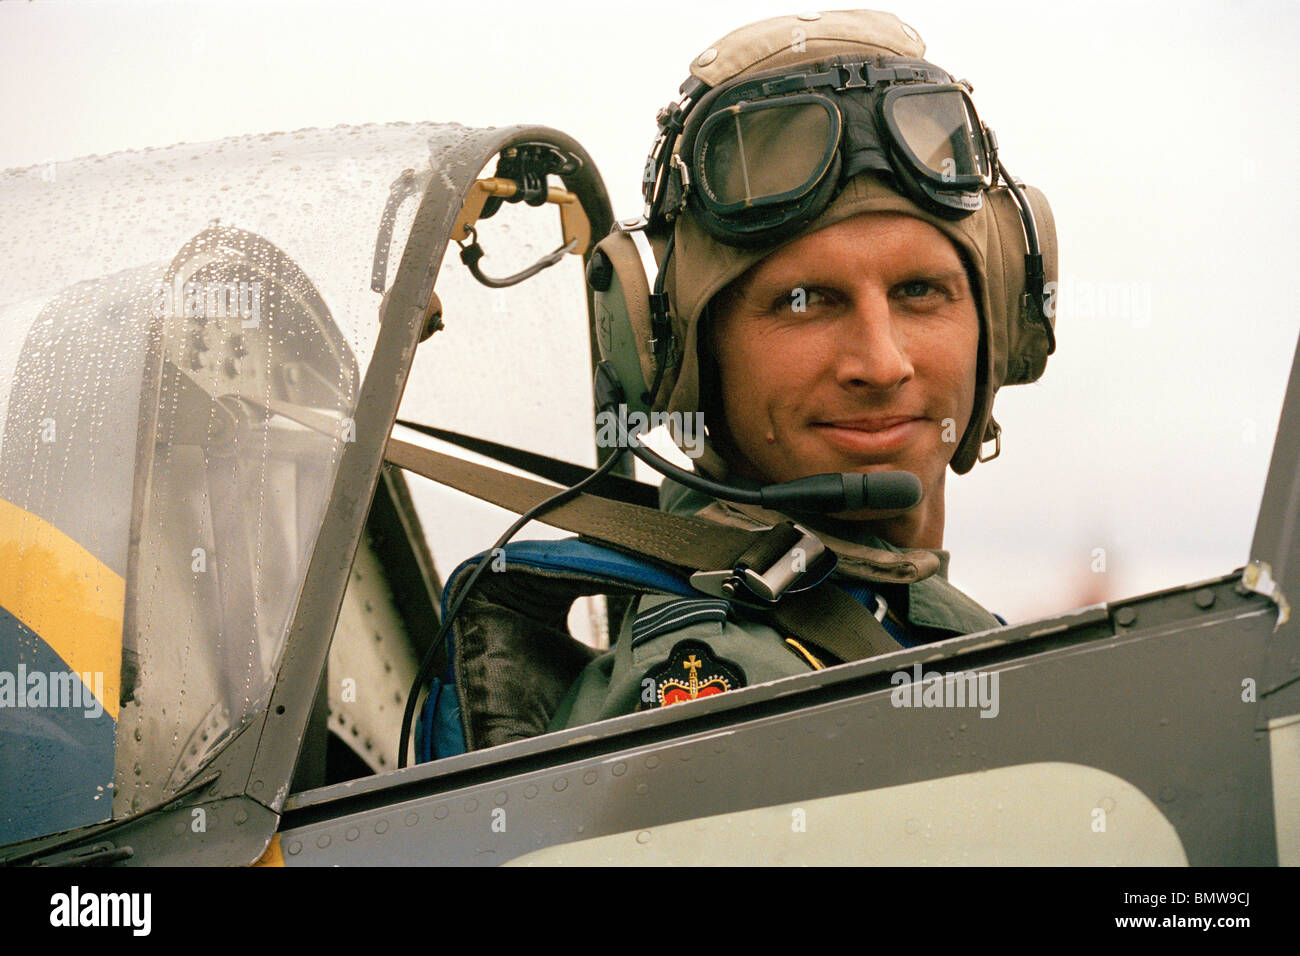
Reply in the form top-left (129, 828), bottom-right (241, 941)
top-left (690, 523), bottom-right (837, 606)
top-left (841, 62), bottom-right (868, 89)
top-left (977, 419), bottom-right (1002, 463)
top-left (670, 152), bottom-right (692, 196)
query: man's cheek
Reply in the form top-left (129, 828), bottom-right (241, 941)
top-left (723, 355), bottom-right (772, 416)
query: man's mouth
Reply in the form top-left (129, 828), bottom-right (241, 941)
top-left (812, 416), bottom-right (925, 455)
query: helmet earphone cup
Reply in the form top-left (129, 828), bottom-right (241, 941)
top-left (948, 181), bottom-right (1058, 473)
top-left (588, 231), bottom-right (659, 415)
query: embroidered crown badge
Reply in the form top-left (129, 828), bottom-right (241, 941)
top-left (645, 639), bottom-right (747, 708)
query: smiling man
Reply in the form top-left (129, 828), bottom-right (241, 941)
top-left (706, 211), bottom-right (980, 550)
top-left (548, 9), bottom-right (1057, 730)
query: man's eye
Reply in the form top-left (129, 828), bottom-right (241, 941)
top-left (898, 280), bottom-right (937, 298)
top-left (775, 287), bottom-right (827, 312)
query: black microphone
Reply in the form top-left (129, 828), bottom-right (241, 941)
top-left (594, 362), bottom-right (923, 514)
top-left (756, 470), bottom-right (921, 512)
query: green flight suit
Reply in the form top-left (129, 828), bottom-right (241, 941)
top-left (547, 480), bottom-right (1003, 731)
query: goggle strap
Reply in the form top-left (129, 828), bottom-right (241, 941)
top-left (748, 61), bottom-right (946, 98)
top-left (645, 83), bottom-right (704, 215)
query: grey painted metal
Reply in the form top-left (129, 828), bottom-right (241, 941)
top-left (292, 464), bottom-right (442, 791)
top-left (0, 717), bottom-right (264, 865)
top-left (1251, 334), bottom-right (1300, 595)
top-left (288, 604), bottom-right (1118, 812)
top-left (1250, 335), bottom-right (1300, 734)
top-left (369, 465), bottom-right (443, 664)
top-left (276, 574), bottom-right (1279, 864)
top-left (326, 532), bottom-right (420, 774)
top-left (290, 669), bottom-right (330, 794)
top-left (26, 796), bottom-right (280, 867)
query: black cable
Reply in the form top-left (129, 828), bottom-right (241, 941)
top-left (459, 231), bottom-right (578, 289)
top-left (997, 159), bottom-right (1041, 258)
top-left (397, 444), bottom-right (629, 768)
top-left (644, 231), bottom-right (676, 405)
top-left (997, 158), bottom-right (1055, 355)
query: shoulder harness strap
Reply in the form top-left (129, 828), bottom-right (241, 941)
top-left (387, 437), bottom-right (903, 718)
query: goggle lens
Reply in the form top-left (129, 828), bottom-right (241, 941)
top-left (696, 99), bottom-right (838, 210)
top-left (886, 87), bottom-right (989, 184)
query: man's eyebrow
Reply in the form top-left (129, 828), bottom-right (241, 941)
top-left (744, 266), bottom-right (971, 291)
top-left (905, 268), bottom-right (969, 284)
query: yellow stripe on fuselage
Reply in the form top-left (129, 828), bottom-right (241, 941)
top-left (0, 496), bottom-right (123, 720)
top-left (251, 833), bottom-right (285, 867)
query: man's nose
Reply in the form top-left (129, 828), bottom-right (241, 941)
top-left (834, 290), bottom-right (913, 390)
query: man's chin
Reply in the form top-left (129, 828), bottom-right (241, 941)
top-left (828, 505), bottom-right (915, 524)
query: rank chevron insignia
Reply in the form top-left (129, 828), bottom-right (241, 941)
top-left (645, 639), bottom-right (747, 708)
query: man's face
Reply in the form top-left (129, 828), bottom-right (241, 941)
top-left (709, 212), bottom-right (980, 546)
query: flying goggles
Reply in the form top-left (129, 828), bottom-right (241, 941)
top-left (641, 53), bottom-right (1052, 346)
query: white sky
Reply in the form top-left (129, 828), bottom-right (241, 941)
top-left (3, 0), bottom-right (1298, 622)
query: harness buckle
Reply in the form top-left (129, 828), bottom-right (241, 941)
top-left (689, 522), bottom-right (838, 606)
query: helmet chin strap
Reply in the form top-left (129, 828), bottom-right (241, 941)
top-left (645, 230), bottom-right (676, 405)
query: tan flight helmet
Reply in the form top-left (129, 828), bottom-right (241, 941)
top-left (594, 9), bottom-right (1058, 479)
